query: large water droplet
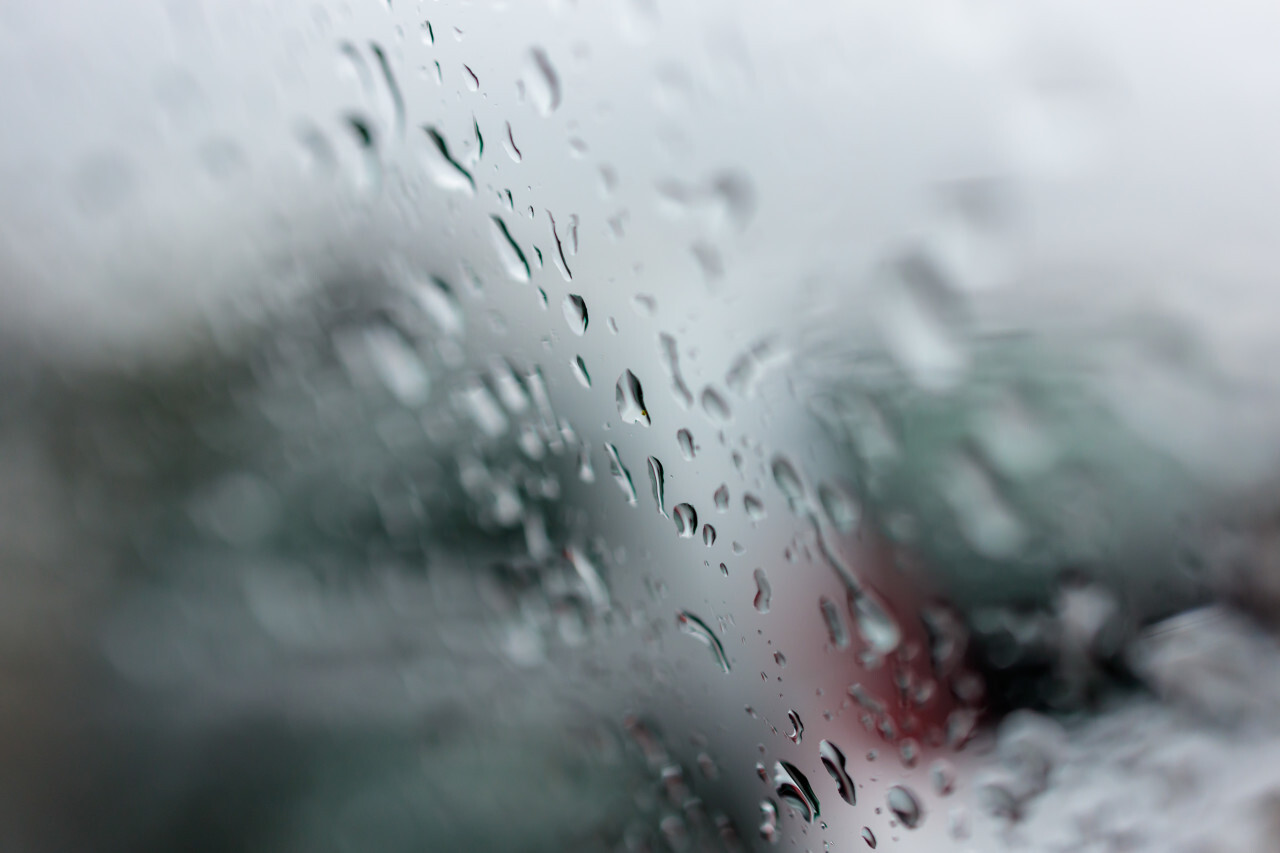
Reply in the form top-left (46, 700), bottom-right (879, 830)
top-left (673, 503), bottom-right (698, 538)
top-left (490, 215), bottom-right (530, 281)
top-left (616, 370), bottom-right (651, 427)
top-left (677, 610), bottom-right (730, 672)
top-left (942, 452), bottom-right (1027, 559)
top-left (819, 740), bottom-right (855, 805)
top-left (773, 761), bottom-right (820, 822)
top-left (647, 456), bottom-right (667, 518)
top-left (753, 568), bottom-right (772, 613)
top-left (604, 442), bottom-right (637, 505)
top-left (887, 786), bottom-right (923, 829)
top-left (702, 524), bottom-right (716, 546)
top-left (861, 826), bottom-right (877, 848)
top-left (676, 428), bottom-right (695, 460)
top-left (523, 47), bottom-right (562, 115)
top-left (562, 294), bottom-right (588, 335)
top-left (819, 596), bottom-right (850, 649)
top-left (744, 493), bottom-right (766, 521)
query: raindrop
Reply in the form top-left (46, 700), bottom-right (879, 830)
top-left (770, 456), bottom-right (806, 513)
top-left (942, 452), bottom-right (1026, 559)
top-left (458, 379), bottom-right (508, 438)
top-left (648, 456), bottom-right (667, 518)
top-left (562, 294), bottom-right (588, 335)
top-left (818, 482), bottom-right (860, 532)
top-left (877, 252), bottom-right (969, 391)
top-left (774, 651), bottom-right (786, 667)
top-left (490, 215), bottom-right (531, 281)
top-left (931, 760), bottom-right (956, 797)
top-left (714, 485), bottom-right (730, 511)
top-left (753, 568), bottom-right (772, 614)
top-left (773, 761), bottom-right (820, 822)
top-left (861, 827), bottom-right (877, 849)
top-left (604, 442), bottom-right (637, 505)
top-left (677, 611), bottom-right (730, 672)
top-left (369, 43), bottom-right (405, 139)
top-left (523, 47), bottom-right (562, 115)
top-left (462, 63), bottom-right (479, 91)
top-left (421, 125), bottom-right (474, 193)
top-left (503, 121), bottom-right (523, 161)
top-left (819, 596), bottom-right (850, 650)
top-left (886, 786), bottom-right (923, 829)
top-left (702, 524), bottom-right (716, 546)
top-left (548, 211), bottom-right (573, 280)
top-left (850, 589), bottom-right (902, 654)
top-left (571, 355), bottom-right (591, 388)
top-left (659, 334), bottom-right (695, 409)
top-left (899, 738), bottom-right (920, 768)
top-left (786, 710), bottom-right (804, 744)
top-left (673, 503), bottom-right (698, 538)
top-left (577, 444), bottom-right (595, 483)
top-left (420, 20), bottom-right (434, 44)
top-left (701, 387), bottom-right (731, 423)
top-left (677, 428), bottom-right (695, 460)
top-left (616, 370), bottom-right (651, 426)
top-left (744, 493), bottom-right (766, 521)
top-left (759, 800), bottom-right (779, 844)
top-left (719, 562), bottom-right (729, 576)
top-left (361, 326), bottom-right (430, 405)
top-left (819, 740), bottom-right (855, 806)
top-left (340, 114), bottom-right (381, 194)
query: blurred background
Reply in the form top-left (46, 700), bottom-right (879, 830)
top-left (5, 0), bottom-right (1280, 850)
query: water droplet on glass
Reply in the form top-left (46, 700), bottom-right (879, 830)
top-left (861, 827), bottom-right (877, 848)
top-left (676, 428), bottom-right (695, 460)
top-left (819, 596), bottom-right (850, 649)
top-left (604, 442), bottom-right (637, 505)
top-left (673, 503), bottom-right (698, 538)
top-left (850, 588), bottom-right (902, 654)
top-left (562, 293), bottom-right (588, 335)
top-left (700, 387), bottom-right (731, 423)
top-left (942, 452), bottom-right (1027, 559)
top-left (931, 760), bottom-right (956, 796)
top-left (786, 710), bottom-right (804, 744)
top-left (659, 334), bottom-right (695, 409)
top-left (648, 456), bottom-right (667, 518)
top-left (753, 568), bottom-right (772, 614)
top-left (503, 121), bottom-right (523, 161)
top-left (677, 610), bottom-right (730, 672)
top-left (719, 562), bottom-right (729, 577)
top-left (899, 738), bottom-right (920, 768)
top-left (616, 369), bottom-right (651, 427)
top-left (577, 443), bottom-right (595, 483)
top-left (819, 740), bottom-right (856, 806)
top-left (770, 456), bottom-right (806, 513)
top-left (714, 485), bottom-right (730, 511)
top-left (490, 215), bottom-right (531, 281)
top-left (523, 47), bottom-right (562, 115)
top-left (877, 252), bottom-right (969, 391)
top-left (818, 482), bottom-right (860, 532)
top-left (773, 761), bottom-right (820, 822)
top-left (744, 493), bottom-right (766, 521)
top-left (774, 651), bottom-right (786, 667)
top-left (886, 786), bottom-right (923, 829)
top-left (420, 125), bottom-right (474, 193)
top-left (759, 800), bottom-right (780, 844)
top-left (571, 355), bottom-right (591, 388)
top-left (702, 524), bottom-right (716, 547)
